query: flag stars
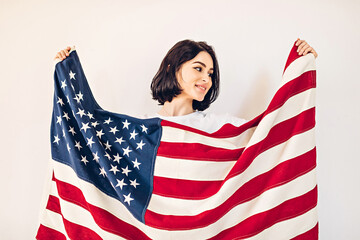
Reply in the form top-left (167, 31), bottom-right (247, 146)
top-left (122, 146), bottom-right (132, 157)
top-left (76, 91), bottom-right (84, 101)
top-left (122, 119), bottom-right (130, 129)
top-left (53, 135), bottom-right (60, 145)
top-left (86, 136), bottom-right (95, 148)
top-left (104, 152), bottom-right (112, 160)
top-left (87, 112), bottom-right (94, 119)
top-left (91, 121), bottom-right (100, 128)
top-left (63, 111), bottom-right (70, 121)
top-left (68, 126), bottom-right (76, 136)
top-left (129, 179), bottom-right (140, 188)
top-left (115, 137), bottom-right (125, 145)
top-left (130, 130), bottom-right (138, 140)
top-left (66, 143), bottom-right (71, 152)
top-left (115, 178), bottom-right (127, 190)
top-left (110, 126), bottom-right (119, 135)
top-left (74, 141), bottom-right (82, 151)
top-left (80, 122), bottom-right (91, 133)
top-left (132, 158), bottom-right (141, 170)
top-left (80, 155), bottom-right (89, 165)
top-left (69, 70), bottom-right (76, 80)
top-left (123, 193), bottom-right (134, 205)
top-left (104, 117), bottom-right (113, 125)
top-left (57, 97), bottom-right (65, 106)
top-left (121, 165), bottom-right (132, 176)
top-left (104, 141), bottom-right (112, 151)
top-left (109, 164), bottom-right (120, 175)
top-left (62, 128), bottom-right (66, 137)
top-left (96, 129), bottom-right (105, 139)
top-left (113, 153), bottom-right (122, 164)
top-left (61, 80), bottom-right (67, 90)
top-left (93, 152), bottom-right (100, 162)
top-left (56, 115), bottom-right (62, 125)
top-left (140, 124), bottom-right (148, 134)
top-left (99, 167), bottom-right (107, 177)
top-left (76, 108), bottom-right (86, 118)
top-left (136, 140), bottom-right (146, 150)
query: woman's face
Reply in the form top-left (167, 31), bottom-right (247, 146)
top-left (175, 51), bottom-right (214, 102)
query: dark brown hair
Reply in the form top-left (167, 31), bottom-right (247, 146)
top-left (150, 39), bottom-right (220, 111)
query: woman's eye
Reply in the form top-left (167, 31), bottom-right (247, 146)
top-left (195, 67), bottom-right (202, 72)
top-left (208, 73), bottom-right (213, 77)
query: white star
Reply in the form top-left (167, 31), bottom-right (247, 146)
top-left (74, 141), bottom-right (82, 151)
top-left (67, 143), bottom-right (71, 152)
top-left (86, 136), bottom-right (95, 148)
top-left (129, 129), bottom-right (138, 140)
top-left (99, 167), bottom-right (107, 177)
top-left (63, 111), bottom-right (70, 121)
top-left (92, 152), bottom-right (100, 162)
top-left (62, 128), bottom-right (66, 137)
top-left (115, 136), bottom-right (125, 145)
top-left (61, 80), bottom-right (67, 90)
top-left (122, 146), bottom-right (132, 157)
top-left (56, 115), bottom-right (62, 125)
top-left (80, 122), bottom-right (91, 133)
top-left (57, 97), bottom-right (65, 106)
top-left (76, 91), bottom-right (84, 101)
top-left (87, 111), bottom-right (94, 119)
top-left (66, 95), bottom-right (70, 103)
top-left (109, 126), bottom-right (119, 135)
top-left (73, 95), bottom-right (80, 103)
top-left (91, 121), bottom-right (100, 128)
top-left (129, 179), bottom-right (140, 188)
top-left (115, 178), bottom-right (127, 190)
top-left (72, 110), bottom-right (76, 117)
top-left (76, 108), bottom-right (86, 118)
top-left (80, 155), bottom-right (89, 165)
top-left (123, 193), bottom-right (134, 205)
top-left (140, 124), bottom-right (148, 133)
top-left (71, 83), bottom-right (75, 91)
top-left (122, 119), bottom-right (130, 129)
top-left (104, 152), bottom-right (112, 160)
top-left (121, 165), bottom-right (132, 176)
top-left (132, 158), bottom-right (141, 170)
top-left (68, 126), bottom-right (76, 136)
top-left (109, 164), bottom-right (120, 175)
top-left (104, 141), bottom-right (112, 151)
top-left (136, 140), bottom-right (146, 150)
top-left (104, 117), bottom-right (113, 125)
top-left (69, 70), bottom-right (76, 80)
top-left (53, 135), bottom-right (60, 145)
top-left (113, 153), bottom-right (122, 164)
top-left (96, 129), bottom-right (104, 139)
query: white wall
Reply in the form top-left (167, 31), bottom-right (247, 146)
top-left (0, 0), bottom-right (359, 239)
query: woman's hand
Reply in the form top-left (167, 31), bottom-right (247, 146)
top-left (54, 46), bottom-right (72, 61)
top-left (295, 38), bottom-right (318, 58)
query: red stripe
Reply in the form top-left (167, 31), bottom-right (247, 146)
top-left (146, 147), bottom-right (316, 229)
top-left (46, 195), bottom-right (61, 214)
top-left (36, 224), bottom-right (66, 240)
top-left (283, 41), bottom-right (305, 74)
top-left (157, 142), bottom-right (244, 161)
top-left (290, 222), bottom-right (319, 240)
top-left (152, 109), bottom-right (315, 200)
top-left (53, 175), bottom-right (151, 240)
top-left (207, 186), bottom-right (318, 240)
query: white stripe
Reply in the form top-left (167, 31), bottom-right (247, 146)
top-left (39, 209), bottom-right (70, 239)
top-left (246, 87), bottom-right (315, 147)
top-left (281, 53), bottom-right (316, 85)
top-left (244, 206), bottom-right (318, 240)
top-left (161, 125), bottom-right (255, 149)
top-left (52, 159), bottom-right (317, 240)
top-left (148, 128), bottom-right (315, 214)
top-left (154, 156), bottom-right (236, 181)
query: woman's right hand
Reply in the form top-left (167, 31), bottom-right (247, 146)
top-left (54, 46), bottom-right (72, 61)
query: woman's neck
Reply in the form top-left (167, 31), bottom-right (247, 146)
top-left (158, 97), bottom-right (194, 117)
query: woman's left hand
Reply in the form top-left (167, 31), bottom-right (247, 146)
top-left (295, 38), bottom-right (318, 58)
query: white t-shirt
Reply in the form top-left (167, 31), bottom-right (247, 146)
top-left (142, 111), bottom-right (248, 134)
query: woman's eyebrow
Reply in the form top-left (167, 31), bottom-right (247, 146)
top-left (192, 61), bottom-right (214, 70)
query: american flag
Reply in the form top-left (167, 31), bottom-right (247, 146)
top-left (36, 42), bottom-right (318, 239)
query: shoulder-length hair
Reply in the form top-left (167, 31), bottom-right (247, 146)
top-left (150, 39), bottom-right (220, 111)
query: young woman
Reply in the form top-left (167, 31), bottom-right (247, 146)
top-left (54, 38), bottom-right (318, 133)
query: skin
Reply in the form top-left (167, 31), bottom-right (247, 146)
top-left (54, 38), bottom-right (318, 117)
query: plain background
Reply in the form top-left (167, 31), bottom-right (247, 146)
top-left (1, 0), bottom-right (359, 239)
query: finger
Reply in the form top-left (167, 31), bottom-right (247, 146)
top-left (295, 38), bottom-right (301, 46)
top-left (297, 41), bottom-right (307, 53)
top-left (60, 50), bottom-right (66, 59)
top-left (298, 43), bottom-right (309, 55)
top-left (311, 49), bottom-right (318, 58)
top-left (296, 40), bottom-right (305, 50)
top-left (302, 46), bottom-right (313, 55)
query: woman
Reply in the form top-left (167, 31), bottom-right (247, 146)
top-left (54, 38), bottom-right (318, 133)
